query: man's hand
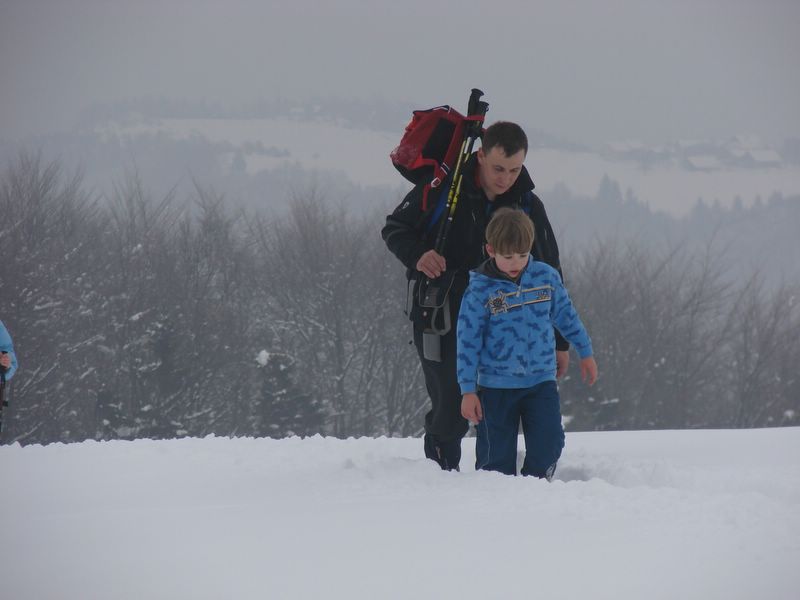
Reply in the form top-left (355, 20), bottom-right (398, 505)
top-left (556, 350), bottom-right (569, 378)
top-left (461, 392), bottom-right (483, 424)
top-left (580, 356), bottom-right (598, 386)
top-left (416, 249), bottom-right (446, 279)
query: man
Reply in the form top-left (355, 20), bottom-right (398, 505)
top-left (382, 121), bottom-right (569, 470)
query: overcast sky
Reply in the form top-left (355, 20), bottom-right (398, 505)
top-left (2, 0), bottom-right (799, 146)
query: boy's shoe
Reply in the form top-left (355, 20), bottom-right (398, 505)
top-left (520, 459), bottom-right (558, 481)
top-left (424, 433), bottom-right (461, 471)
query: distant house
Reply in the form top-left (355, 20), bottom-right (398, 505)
top-left (674, 139), bottom-right (718, 154)
top-left (743, 149), bottom-right (782, 167)
top-left (724, 135), bottom-right (783, 168)
top-left (727, 134), bottom-right (763, 150)
top-left (606, 140), bottom-right (668, 167)
top-left (673, 139), bottom-right (728, 170)
top-left (683, 155), bottom-right (724, 171)
top-left (607, 140), bottom-right (646, 155)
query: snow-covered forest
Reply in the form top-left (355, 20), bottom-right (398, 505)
top-left (1, 153), bottom-right (798, 445)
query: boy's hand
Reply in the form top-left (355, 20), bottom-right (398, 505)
top-left (461, 393), bottom-right (483, 424)
top-left (580, 357), bottom-right (598, 386)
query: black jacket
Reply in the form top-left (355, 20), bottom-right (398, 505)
top-left (382, 154), bottom-right (568, 351)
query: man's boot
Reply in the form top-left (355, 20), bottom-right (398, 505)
top-left (424, 433), bottom-right (461, 471)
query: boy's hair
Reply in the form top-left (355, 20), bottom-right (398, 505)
top-left (482, 121), bottom-right (528, 157)
top-left (486, 208), bottom-right (535, 254)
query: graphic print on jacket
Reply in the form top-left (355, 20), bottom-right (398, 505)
top-left (456, 259), bottom-right (593, 394)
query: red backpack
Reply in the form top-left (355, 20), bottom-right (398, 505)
top-left (390, 101), bottom-right (486, 210)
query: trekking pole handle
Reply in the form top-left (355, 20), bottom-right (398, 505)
top-left (468, 89), bottom-right (484, 116)
top-left (431, 89), bottom-right (489, 252)
top-left (470, 101), bottom-right (489, 137)
top-left (467, 88), bottom-right (489, 138)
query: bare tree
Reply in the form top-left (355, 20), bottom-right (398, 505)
top-left (724, 277), bottom-right (800, 428)
top-left (2, 154), bottom-right (797, 444)
top-left (0, 153), bottom-right (103, 443)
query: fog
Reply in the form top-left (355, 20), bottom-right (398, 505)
top-left (2, 0), bottom-right (799, 146)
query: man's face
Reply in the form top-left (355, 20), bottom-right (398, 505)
top-left (477, 146), bottom-right (526, 200)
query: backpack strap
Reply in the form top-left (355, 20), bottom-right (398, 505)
top-left (518, 189), bottom-right (534, 215)
top-left (423, 177), bottom-right (454, 234)
top-left (420, 183), bottom-right (434, 212)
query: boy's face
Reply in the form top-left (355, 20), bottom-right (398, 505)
top-left (486, 245), bottom-right (530, 279)
top-left (477, 146), bottom-right (526, 200)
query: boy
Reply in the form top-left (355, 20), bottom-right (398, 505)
top-left (0, 319), bottom-right (16, 380)
top-left (0, 319), bottom-right (17, 434)
top-left (457, 208), bottom-right (597, 478)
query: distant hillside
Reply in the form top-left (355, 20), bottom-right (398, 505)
top-left (2, 110), bottom-right (798, 288)
top-left (4, 106), bottom-right (799, 216)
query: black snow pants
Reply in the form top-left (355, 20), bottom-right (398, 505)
top-left (413, 324), bottom-right (469, 470)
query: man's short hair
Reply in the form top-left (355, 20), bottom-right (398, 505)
top-left (486, 207), bottom-right (535, 255)
top-left (482, 121), bottom-right (528, 157)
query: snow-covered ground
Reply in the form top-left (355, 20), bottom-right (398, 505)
top-left (2, 428), bottom-right (798, 600)
top-left (97, 116), bottom-right (800, 216)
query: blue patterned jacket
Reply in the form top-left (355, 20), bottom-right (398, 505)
top-left (456, 258), bottom-right (593, 394)
top-left (0, 320), bottom-right (18, 380)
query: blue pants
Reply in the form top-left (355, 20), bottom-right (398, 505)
top-left (475, 380), bottom-right (565, 478)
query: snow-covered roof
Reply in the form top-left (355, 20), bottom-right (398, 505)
top-left (746, 149), bottom-right (782, 164)
top-left (726, 134), bottom-right (764, 150)
top-left (675, 139), bottom-right (708, 149)
top-left (607, 140), bottom-right (646, 153)
top-left (685, 155), bottom-right (724, 170)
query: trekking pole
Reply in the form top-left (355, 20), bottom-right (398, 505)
top-left (419, 89), bottom-right (489, 357)
top-left (432, 88), bottom-right (489, 254)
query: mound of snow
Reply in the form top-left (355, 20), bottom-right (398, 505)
top-left (1, 428), bottom-right (798, 600)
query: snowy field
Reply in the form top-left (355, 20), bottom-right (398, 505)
top-left (1, 428), bottom-right (798, 600)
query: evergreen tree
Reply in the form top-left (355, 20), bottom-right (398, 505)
top-left (255, 351), bottom-right (325, 438)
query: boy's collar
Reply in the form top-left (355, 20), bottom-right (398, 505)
top-left (483, 258), bottom-right (523, 284)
